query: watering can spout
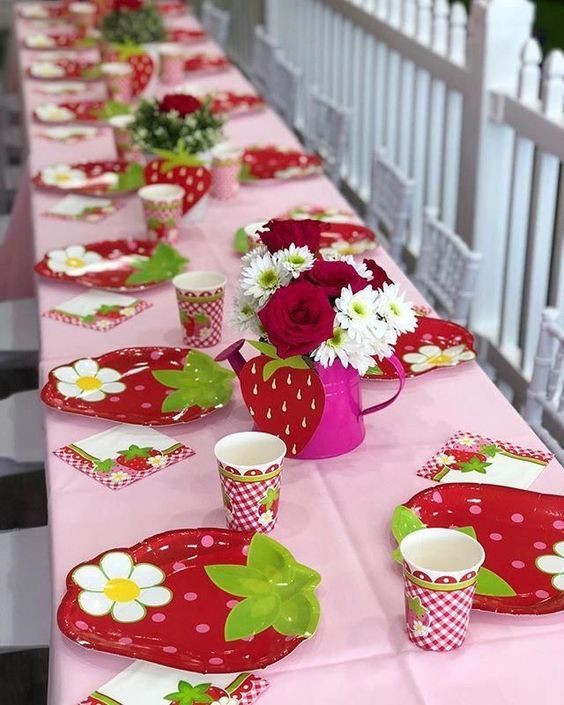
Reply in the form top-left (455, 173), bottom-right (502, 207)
top-left (215, 338), bottom-right (247, 377)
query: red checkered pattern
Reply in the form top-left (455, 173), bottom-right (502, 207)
top-left (106, 73), bottom-right (133, 103)
top-left (54, 444), bottom-right (195, 490)
top-left (177, 286), bottom-right (225, 347)
top-left (404, 574), bottom-right (476, 651)
top-left (417, 429), bottom-right (553, 481)
top-left (220, 473), bottom-right (281, 532)
top-left (211, 164), bottom-right (240, 200)
top-left (43, 300), bottom-right (151, 332)
top-left (232, 674), bottom-right (270, 704)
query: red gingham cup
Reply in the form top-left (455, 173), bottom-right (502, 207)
top-left (101, 62), bottom-right (133, 103)
top-left (214, 432), bottom-right (286, 533)
top-left (68, 1), bottom-right (97, 30)
top-left (172, 271), bottom-right (226, 347)
top-left (399, 528), bottom-right (485, 652)
top-left (158, 44), bottom-right (185, 85)
top-left (138, 184), bottom-right (185, 243)
top-left (108, 114), bottom-right (144, 163)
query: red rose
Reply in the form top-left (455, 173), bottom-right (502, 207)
top-left (113, 0), bottom-right (143, 11)
top-left (305, 259), bottom-right (368, 298)
top-left (260, 219), bottom-right (322, 254)
top-left (363, 259), bottom-right (393, 289)
top-left (258, 281), bottom-right (335, 358)
top-left (159, 94), bottom-right (202, 117)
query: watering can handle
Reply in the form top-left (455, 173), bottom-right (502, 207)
top-left (361, 353), bottom-right (406, 416)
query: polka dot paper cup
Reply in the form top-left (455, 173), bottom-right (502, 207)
top-left (215, 432), bottom-right (286, 533)
top-left (138, 184), bottom-right (185, 243)
top-left (101, 62), bottom-right (133, 104)
top-left (172, 271), bottom-right (226, 347)
top-left (400, 528), bottom-right (485, 651)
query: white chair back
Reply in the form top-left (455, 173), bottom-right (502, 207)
top-left (524, 308), bottom-right (564, 463)
top-left (367, 149), bottom-right (414, 263)
top-left (307, 88), bottom-right (350, 185)
top-left (272, 51), bottom-right (302, 127)
top-left (201, 0), bottom-right (230, 47)
top-left (252, 25), bottom-right (278, 102)
top-left (415, 207), bottom-right (482, 327)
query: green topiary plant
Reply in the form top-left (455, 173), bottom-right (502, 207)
top-left (101, 3), bottom-right (165, 45)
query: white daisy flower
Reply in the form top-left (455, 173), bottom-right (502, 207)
top-left (41, 164), bottom-right (87, 189)
top-left (277, 244), bottom-right (315, 278)
top-left (402, 344), bottom-right (476, 373)
top-left (323, 252), bottom-right (372, 280)
top-left (313, 328), bottom-right (353, 369)
top-left (241, 243), bottom-right (267, 264)
top-left (536, 542), bottom-right (564, 591)
top-left (376, 282), bottom-right (417, 334)
top-left (212, 698), bottom-right (238, 705)
top-left (31, 61), bottom-right (66, 78)
top-left (231, 290), bottom-right (262, 334)
top-left (147, 455), bottom-right (167, 468)
top-left (366, 317), bottom-right (398, 359)
top-left (35, 104), bottom-right (75, 123)
top-left (335, 285), bottom-right (380, 339)
top-left (241, 252), bottom-right (289, 305)
top-left (46, 244), bottom-right (102, 276)
top-left (458, 436), bottom-right (476, 447)
top-left (436, 454), bottom-right (456, 466)
top-left (411, 619), bottom-right (429, 636)
top-left (27, 33), bottom-right (56, 48)
top-left (52, 358), bottom-right (126, 402)
top-left (109, 470), bottom-right (130, 483)
top-left (258, 509), bottom-right (274, 527)
top-left (72, 551), bottom-right (172, 623)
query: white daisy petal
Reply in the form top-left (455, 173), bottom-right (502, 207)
top-left (72, 565), bottom-right (107, 591)
top-left (111, 600), bottom-right (146, 623)
top-left (46, 259), bottom-right (70, 273)
top-left (65, 267), bottom-right (86, 277)
top-left (554, 541), bottom-right (564, 558)
top-left (99, 551), bottom-right (134, 580)
top-left (73, 358), bottom-right (99, 377)
top-left (101, 382), bottom-right (126, 394)
top-left (536, 555), bottom-right (564, 575)
top-left (402, 353), bottom-right (427, 364)
top-left (82, 252), bottom-right (103, 265)
top-left (78, 591), bottom-right (113, 617)
top-left (53, 365), bottom-right (79, 382)
top-left (458, 350), bottom-right (476, 362)
top-left (418, 345), bottom-right (442, 358)
top-left (410, 362), bottom-right (434, 373)
top-left (129, 563), bottom-right (165, 589)
top-left (96, 367), bottom-right (122, 383)
top-left (79, 389), bottom-right (106, 402)
top-left (65, 245), bottom-right (86, 259)
top-left (552, 573), bottom-right (564, 591)
top-left (56, 381), bottom-right (82, 398)
top-left (443, 345), bottom-right (466, 357)
top-left (137, 586), bottom-right (172, 606)
top-left (47, 249), bottom-right (68, 262)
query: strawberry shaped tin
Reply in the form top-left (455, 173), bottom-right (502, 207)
top-left (239, 146), bottom-right (323, 183)
top-left (392, 484), bottom-right (564, 615)
top-left (35, 240), bottom-right (188, 291)
top-left (57, 531), bottom-right (321, 672)
top-left (144, 156), bottom-right (212, 215)
top-left (32, 160), bottom-right (145, 196)
top-left (41, 348), bottom-right (235, 425)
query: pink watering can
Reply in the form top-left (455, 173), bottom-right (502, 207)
top-left (216, 339), bottom-right (406, 460)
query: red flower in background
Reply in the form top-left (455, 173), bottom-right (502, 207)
top-left (258, 280), bottom-right (335, 358)
top-left (113, 0), bottom-right (143, 11)
top-left (305, 259), bottom-right (368, 298)
top-left (363, 258), bottom-right (393, 289)
top-left (159, 94), bottom-right (202, 117)
top-left (260, 219), bottom-right (322, 254)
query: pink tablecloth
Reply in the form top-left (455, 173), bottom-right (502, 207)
top-left (13, 7), bottom-right (564, 705)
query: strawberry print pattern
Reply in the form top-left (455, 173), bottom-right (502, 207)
top-left (220, 470), bottom-right (281, 533)
top-left (177, 286), bottom-right (225, 347)
top-left (44, 299), bottom-right (151, 332)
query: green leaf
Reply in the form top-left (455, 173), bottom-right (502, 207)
top-left (458, 457), bottom-right (491, 474)
top-left (160, 389), bottom-right (196, 413)
top-left (163, 681), bottom-right (212, 705)
top-left (248, 340), bottom-right (279, 358)
top-left (125, 243), bottom-right (188, 285)
top-left (117, 444), bottom-right (152, 460)
top-left (93, 458), bottom-right (114, 474)
top-left (272, 591), bottom-right (320, 638)
top-left (392, 547), bottom-right (402, 564)
top-left (365, 364), bottom-right (383, 376)
top-left (150, 148), bottom-right (204, 171)
top-left (204, 565), bottom-right (272, 598)
top-left (97, 99), bottom-right (130, 120)
top-left (391, 505), bottom-right (425, 545)
top-left (247, 533), bottom-right (295, 583)
top-left (238, 162), bottom-right (254, 182)
top-left (480, 443), bottom-right (498, 458)
top-left (455, 526), bottom-right (478, 540)
top-left (113, 162), bottom-right (145, 192)
top-left (476, 567), bottom-right (516, 597)
top-left (259, 487), bottom-right (279, 508)
top-left (407, 596), bottom-right (428, 618)
top-left (278, 563), bottom-right (321, 600)
top-left (234, 227), bottom-right (250, 254)
top-left (262, 355), bottom-right (311, 381)
top-left (224, 594), bottom-right (280, 641)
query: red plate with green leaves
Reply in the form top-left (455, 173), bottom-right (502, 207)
top-left (184, 53), bottom-right (230, 74)
top-left (32, 160), bottom-right (145, 196)
top-left (209, 91), bottom-right (265, 117)
top-left (35, 240), bottom-right (187, 292)
top-left (28, 59), bottom-right (102, 81)
top-left (365, 316), bottom-right (476, 380)
top-left (58, 531), bottom-right (321, 672)
top-left (167, 28), bottom-right (207, 43)
top-left (392, 484), bottom-right (564, 615)
top-left (240, 146), bottom-right (323, 183)
top-left (23, 31), bottom-right (98, 51)
top-left (33, 99), bottom-right (130, 124)
top-left (41, 348), bottom-right (236, 425)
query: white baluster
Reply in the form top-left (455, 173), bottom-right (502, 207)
top-left (448, 2), bottom-right (467, 65)
top-left (416, 0), bottom-right (433, 46)
top-left (403, 0), bottom-right (417, 36)
top-left (375, 0), bottom-right (388, 20)
top-left (541, 49), bottom-right (564, 120)
top-left (389, 0), bottom-right (401, 27)
top-left (432, 0), bottom-right (449, 55)
top-left (518, 38), bottom-right (542, 105)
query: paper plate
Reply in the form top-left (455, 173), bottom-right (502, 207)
top-left (240, 146), bottom-right (323, 183)
top-left (32, 160), bottom-right (144, 196)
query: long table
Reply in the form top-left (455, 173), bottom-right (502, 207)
top-left (12, 7), bottom-right (564, 705)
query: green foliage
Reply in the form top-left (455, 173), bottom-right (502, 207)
top-left (125, 242), bottom-right (188, 285)
top-left (101, 5), bottom-right (165, 45)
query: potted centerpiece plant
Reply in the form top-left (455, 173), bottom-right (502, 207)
top-left (101, 0), bottom-right (165, 45)
top-left (218, 219), bottom-right (417, 460)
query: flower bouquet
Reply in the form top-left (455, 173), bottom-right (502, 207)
top-left (219, 220), bottom-right (417, 459)
top-left (101, 0), bottom-right (165, 44)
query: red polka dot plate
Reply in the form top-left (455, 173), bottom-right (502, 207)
top-left (365, 316), bottom-right (477, 380)
top-left (393, 484), bottom-right (564, 615)
top-left (57, 529), bottom-right (321, 672)
top-left (33, 100), bottom-right (126, 124)
top-left (239, 146), bottom-right (324, 184)
top-left (41, 347), bottom-right (235, 425)
top-left (34, 240), bottom-right (188, 292)
top-left (32, 160), bottom-right (145, 196)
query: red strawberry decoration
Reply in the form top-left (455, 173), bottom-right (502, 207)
top-left (96, 304), bottom-right (123, 319)
top-left (240, 146), bottom-right (323, 182)
top-left (393, 484), bottom-right (564, 614)
top-left (144, 155), bottom-right (211, 214)
top-left (102, 43), bottom-right (154, 96)
top-left (57, 530), bottom-right (321, 672)
top-left (116, 444), bottom-right (161, 472)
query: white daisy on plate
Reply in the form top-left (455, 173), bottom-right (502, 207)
top-left (335, 285), bottom-right (380, 339)
top-left (31, 61), bottom-right (65, 78)
top-left (72, 551), bottom-right (172, 623)
top-left (402, 344), bottom-right (476, 373)
top-left (241, 251), bottom-right (290, 305)
top-left (35, 103), bottom-right (75, 123)
top-left (536, 542), bottom-right (564, 591)
top-left (375, 282), bottom-right (417, 334)
top-left (21, 4), bottom-right (48, 18)
top-left (41, 164), bottom-right (88, 189)
top-left (46, 244), bottom-right (102, 276)
top-left (277, 244), bottom-right (315, 278)
top-left (52, 358), bottom-right (126, 402)
top-left (27, 33), bottom-right (56, 48)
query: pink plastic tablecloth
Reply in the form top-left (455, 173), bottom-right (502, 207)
top-left (13, 7), bottom-right (564, 705)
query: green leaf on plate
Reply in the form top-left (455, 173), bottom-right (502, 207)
top-left (96, 99), bottom-right (130, 120)
top-left (476, 567), bottom-right (517, 597)
top-left (455, 526), bottom-right (478, 540)
top-left (238, 162), bottom-right (254, 182)
top-left (234, 227), bottom-right (250, 254)
top-left (204, 565), bottom-right (272, 598)
top-left (224, 594), bottom-right (281, 642)
top-left (125, 242), bottom-right (188, 286)
top-left (391, 505), bottom-right (426, 545)
top-left (272, 591), bottom-right (320, 638)
top-left (112, 162), bottom-right (145, 192)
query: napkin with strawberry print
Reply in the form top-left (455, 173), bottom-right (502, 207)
top-left (44, 290), bottom-right (151, 332)
top-left (417, 430), bottom-right (553, 489)
top-left (78, 662), bottom-right (269, 705)
top-left (55, 424), bottom-right (195, 489)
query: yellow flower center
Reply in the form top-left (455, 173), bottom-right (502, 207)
top-left (103, 578), bottom-right (140, 602)
top-left (427, 352), bottom-right (453, 366)
top-left (76, 375), bottom-right (102, 391)
top-left (65, 257), bottom-right (85, 268)
top-left (56, 173), bottom-right (73, 184)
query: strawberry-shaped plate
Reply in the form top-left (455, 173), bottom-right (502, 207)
top-left (101, 44), bottom-right (154, 96)
top-left (364, 316), bottom-right (476, 380)
top-left (35, 240), bottom-right (187, 291)
top-left (23, 31), bottom-right (98, 51)
top-left (184, 53), bottom-right (230, 75)
top-left (57, 531), bottom-right (321, 672)
top-left (33, 99), bottom-right (130, 124)
top-left (392, 484), bottom-right (564, 615)
top-left (209, 91), bottom-right (265, 117)
top-left (166, 28), bottom-right (207, 43)
top-left (144, 157), bottom-right (211, 214)
top-left (32, 160), bottom-right (145, 196)
top-left (28, 59), bottom-right (102, 81)
top-left (41, 348), bottom-right (235, 425)
top-left (240, 146), bottom-right (323, 183)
